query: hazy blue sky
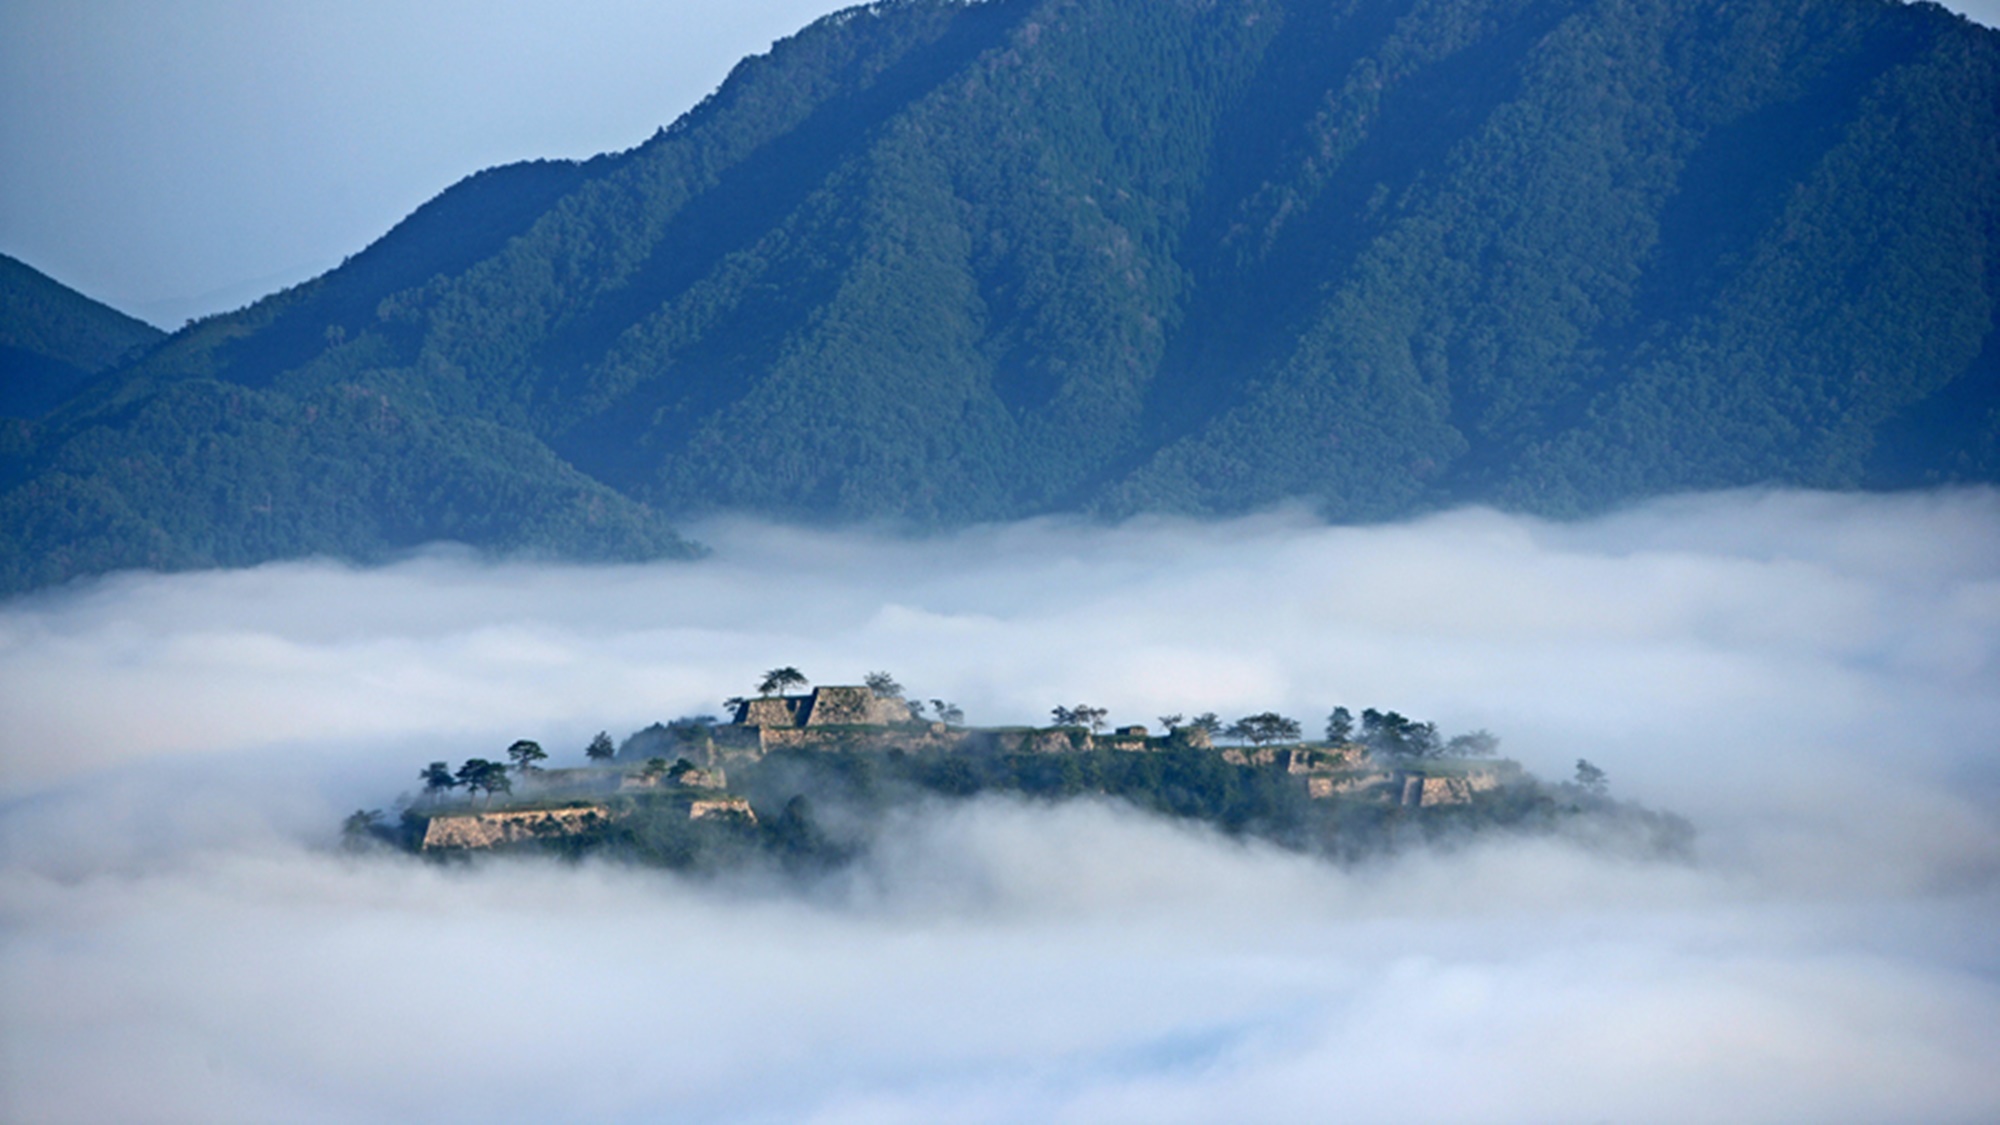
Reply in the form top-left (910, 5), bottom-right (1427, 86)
top-left (3, 0), bottom-right (1995, 327)
top-left (0, 0), bottom-right (849, 326)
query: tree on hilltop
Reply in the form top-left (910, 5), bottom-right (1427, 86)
top-left (1052, 704), bottom-right (1107, 732)
top-left (506, 739), bottom-right (548, 773)
top-left (585, 731), bottom-right (616, 761)
top-left (1228, 712), bottom-right (1302, 746)
top-left (341, 809), bottom-right (386, 850)
top-left (1359, 708), bottom-right (1444, 757)
top-left (420, 761), bottom-right (458, 800)
top-left (1325, 706), bottom-right (1354, 742)
top-left (1575, 759), bottom-right (1608, 795)
top-left (865, 671), bottom-right (904, 698)
top-left (1407, 722), bottom-right (1440, 757)
top-left (455, 758), bottom-right (510, 802)
top-left (759, 667), bottom-right (808, 697)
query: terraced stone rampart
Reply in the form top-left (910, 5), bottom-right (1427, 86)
top-left (421, 806), bottom-right (611, 850)
top-left (689, 797), bottom-right (756, 823)
top-left (802, 686), bottom-right (913, 726)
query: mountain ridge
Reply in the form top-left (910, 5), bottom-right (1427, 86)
top-left (0, 254), bottom-right (165, 420)
top-left (3, 0), bottom-right (1995, 593)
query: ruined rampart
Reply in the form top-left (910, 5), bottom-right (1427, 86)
top-left (689, 797), bottom-right (756, 823)
top-left (714, 696), bottom-right (1520, 811)
top-left (738, 697), bottom-right (804, 727)
top-left (802, 686), bottom-right (913, 726)
top-left (1365, 768), bottom-right (1507, 806)
top-left (422, 806), bottom-right (611, 850)
top-left (1307, 771), bottom-right (1394, 799)
top-left (757, 724), bottom-right (955, 752)
top-left (733, 687), bottom-right (915, 732)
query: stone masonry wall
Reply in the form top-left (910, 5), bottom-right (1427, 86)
top-left (802, 686), bottom-right (913, 726)
top-left (739, 697), bottom-right (803, 727)
top-left (689, 797), bottom-right (756, 823)
top-left (422, 806), bottom-right (611, 850)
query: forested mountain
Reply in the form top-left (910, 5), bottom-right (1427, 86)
top-left (0, 255), bottom-right (163, 419)
top-left (4, 0), bottom-right (1997, 593)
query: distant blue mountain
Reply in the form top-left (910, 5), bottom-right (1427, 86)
top-left (4, 0), bottom-right (1996, 593)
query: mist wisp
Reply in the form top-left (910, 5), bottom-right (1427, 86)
top-left (3, 488), bottom-right (1998, 1122)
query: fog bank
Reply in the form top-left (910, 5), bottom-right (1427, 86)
top-left (3, 489), bottom-right (1998, 1121)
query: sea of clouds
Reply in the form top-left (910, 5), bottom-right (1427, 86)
top-left (3, 488), bottom-right (1998, 1122)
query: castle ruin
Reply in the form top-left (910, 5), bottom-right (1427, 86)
top-left (418, 685), bottom-right (1516, 850)
top-left (733, 685), bottom-right (915, 729)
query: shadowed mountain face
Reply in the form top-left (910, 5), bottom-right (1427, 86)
top-left (0, 255), bottom-right (163, 420)
top-left (4, 0), bottom-right (1997, 592)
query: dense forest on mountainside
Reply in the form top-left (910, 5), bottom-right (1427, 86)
top-left (4, 0), bottom-right (1996, 593)
top-left (0, 255), bottom-right (163, 420)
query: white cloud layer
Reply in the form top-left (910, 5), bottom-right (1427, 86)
top-left (3, 489), bottom-right (1999, 1122)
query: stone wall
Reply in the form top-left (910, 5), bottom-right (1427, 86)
top-left (1033, 729), bottom-right (1091, 753)
top-left (733, 687), bottom-right (912, 732)
top-left (677, 767), bottom-right (726, 789)
top-left (421, 806), bottom-right (611, 850)
top-left (689, 797), bottom-right (756, 823)
top-left (1415, 769), bottom-right (1502, 806)
top-left (1303, 764), bottom-right (1503, 804)
top-left (1306, 771), bottom-right (1393, 799)
top-left (755, 727), bottom-right (816, 750)
top-left (1223, 744), bottom-right (1362, 770)
top-left (738, 697), bottom-right (804, 727)
top-left (1287, 745), bottom-right (1365, 773)
top-left (758, 725), bottom-right (954, 753)
top-left (1377, 769), bottom-right (1504, 806)
top-left (802, 685), bottom-right (913, 726)
top-left (1417, 776), bottom-right (1462, 805)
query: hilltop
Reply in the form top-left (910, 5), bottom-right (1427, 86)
top-left (350, 679), bottom-right (1689, 868)
top-left (8, 0), bottom-right (1997, 593)
top-left (0, 254), bottom-right (163, 420)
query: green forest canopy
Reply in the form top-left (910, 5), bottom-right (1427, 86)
top-left (4, 0), bottom-right (1995, 594)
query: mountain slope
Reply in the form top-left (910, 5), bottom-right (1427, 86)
top-left (0, 161), bottom-right (699, 589)
top-left (0, 254), bottom-right (164, 419)
top-left (5, 0), bottom-right (1996, 593)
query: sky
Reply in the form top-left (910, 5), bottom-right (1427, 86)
top-left (2, 0), bottom-right (1997, 328)
top-left (0, 0), bottom-right (852, 326)
top-left (2, 489), bottom-right (1998, 1120)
